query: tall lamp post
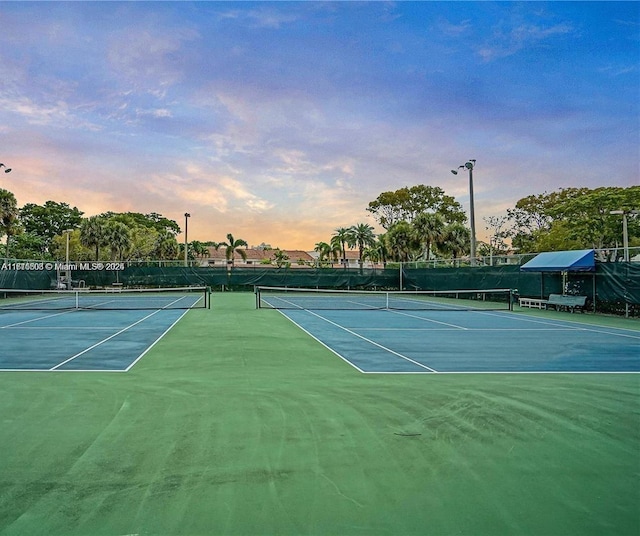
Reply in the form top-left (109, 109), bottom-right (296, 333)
top-left (64, 229), bottom-right (73, 289)
top-left (451, 159), bottom-right (477, 266)
top-left (184, 213), bottom-right (191, 267)
top-left (1, 163), bottom-right (13, 262)
top-left (610, 210), bottom-right (639, 262)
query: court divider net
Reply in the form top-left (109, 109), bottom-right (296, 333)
top-left (0, 286), bottom-right (210, 311)
top-left (255, 286), bottom-right (513, 311)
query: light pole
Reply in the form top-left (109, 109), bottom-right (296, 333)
top-left (63, 229), bottom-right (73, 289)
top-left (451, 159), bottom-right (477, 266)
top-left (0, 163), bottom-right (11, 174)
top-left (610, 210), bottom-right (639, 262)
top-left (184, 213), bottom-right (191, 267)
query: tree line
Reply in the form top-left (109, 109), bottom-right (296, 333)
top-left (1, 184), bottom-right (638, 263)
top-left (316, 185), bottom-right (640, 265)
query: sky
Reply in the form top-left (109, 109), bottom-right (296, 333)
top-left (0, 1), bottom-right (638, 249)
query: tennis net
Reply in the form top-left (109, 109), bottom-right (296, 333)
top-left (0, 286), bottom-right (210, 311)
top-left (255, 286), bottom-right (513, 311)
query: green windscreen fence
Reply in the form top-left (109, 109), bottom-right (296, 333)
top-left (596, 262), bottom-right (640, 315)
top-left (1, 262), bottom-right (638, 316)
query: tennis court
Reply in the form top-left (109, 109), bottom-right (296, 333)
top-left (0, 287), bottom-right (209, 371)
top-left (257, 287), bottom-right (640, 373)
top-left (0, 292), bottom-right (638, 536)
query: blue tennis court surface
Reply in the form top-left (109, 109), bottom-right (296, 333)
top-left (0, 308), bottom-right (190, 371)
top-left (278, 308), bottom-right (640, 373)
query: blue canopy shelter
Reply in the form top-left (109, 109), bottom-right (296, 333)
top-left (520, 249), bottom-right (596, 273)
top-left (520, 249), bottom-right (596, 306)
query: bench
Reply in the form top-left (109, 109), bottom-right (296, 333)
top-left (519, 297), bottom-right (548, 309)
top-left (546, 294), bottom-right (587, 313)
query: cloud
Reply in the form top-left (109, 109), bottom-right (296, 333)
top-left (216, 6), bottom-right (300, 29)
top-left (477, 22), bottom-right (574, 61)
top-left (219, 177), bottom-right (274, 212)
top-left (136, 108), bottom-right (173, 119)
top-left (106, 25), bottom-right (200, 92)
top-left (438, 19), bottom-right (473, 38)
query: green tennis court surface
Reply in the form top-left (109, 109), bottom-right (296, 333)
top-left (0, 292), bottom-right (638, 535)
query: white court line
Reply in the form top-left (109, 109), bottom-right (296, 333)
top-left (275, 310), bottom-right (366, 373)
top-left (7, 326), bottom-right (163, 331)
top-left (385, 309), bottom-right (469, 329)
top-left (297, 309), bottom-right (438, 373)
top-left (49, 309), bottom-right (167, 371)
top-left (354, 327), bottom-right (587, 331)
top-left (277, 308), bottom-right (640, 374)
top-left (361, 370), bottom-right (639, 375)
top-left (0, 309), bottom-right (77, 328)
top-left (125, 309), bottom-right (191, 371)
top-left (476, 310), bottom-right (640, 340)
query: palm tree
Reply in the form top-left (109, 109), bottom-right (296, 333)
top-left (328, 241), bottom-right (341, 264)
top-left (154, 230), bottom-right (179, 261)
top-left (362, 246), bottom-right (379, 265)
top-left (80, 216), bottom-right (106, 261)
top-left (440, 223), bottom-right (470, 261)
top-left (331, 227), bottom-right (350, 267)
top-left (386, 221), bottom-right (420, 262)
top-left (103, 220), bottom-right (132, 261)
top-left (0, 189), bottom-right (19, 261)
top-left (346, 223), bottom-right (376, 265)
top-left (314, 241), bottom-right (331, 266)
top-left (191, 240), bottom-right (209, 260)
top-left (221, 233), bottom-right (248, 267)
top-left (272, 249), bottom-right (289, 268)
top-left (363, 234), bottom-right (389, 267)
top-left (412, 212), bottom-right (445, 261)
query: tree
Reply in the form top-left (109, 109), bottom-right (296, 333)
top-left (19, 201), bottom-right (83, 256)
top-left (272, 249), bottom-right (289, 268)
top-left (412, 212), bottom-right (445, 261)
top-left (331, 227), bottom-right (350, 265)
top-left (103, 220), bottom-right (132, 260)
top-left (49, 230), bottom-right (92, 262)
top-left (221, 233), bottom-right (248, 267)
top-left (9, 232), bottom-right (47, 260)
top-left (440, 223), bottom-right (470, 260)
top-left (190, 240), bottom-right (209, 260)
top-left (367, 185), bottom-right (466, 230)
top-left (127, 227), bottom-right (160, 261)
top-left (100, 212), bottom-right (180, 236)
top-left (346, 223), bottom-right (376, 264)
top-left (483, 215), bottom-right (510, 256)
top-left (1, 189), bottom-right (20, 260)
top-left (154, 230), bottom-right (179, 260)
top-left (314, 241), bottom-right (331, 265)
top-left (369, 234), bottom-right (389, 266)
top-left (385, 221), bottom-right (421, 262)
top-left (80, 216), bottom-right (106, 261)
top-left (507, 186), bottom-right (640, 252)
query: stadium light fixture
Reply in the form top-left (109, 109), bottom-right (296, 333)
top-left (184, 213), bottom-right (191, 267)
top-left (450, 160), bottom-right (477, 266)
top-left (610, 209), bottom-right (640, 262)
top-left (0, 163), bottom-right (11, 173)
